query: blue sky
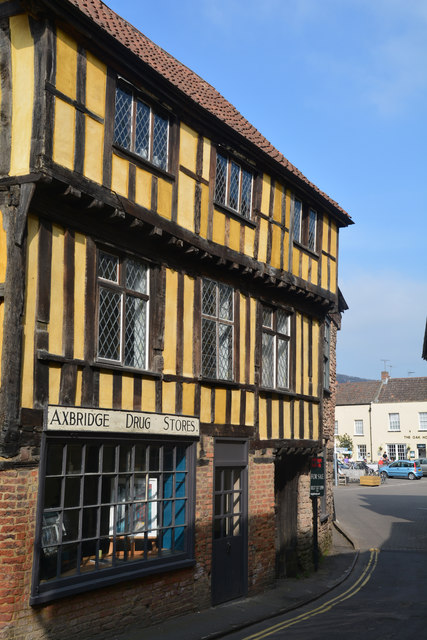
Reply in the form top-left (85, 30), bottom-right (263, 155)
top-left (105, 0), bottom-right (427, 380)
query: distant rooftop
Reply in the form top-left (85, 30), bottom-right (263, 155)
top-left (336, 374), bottom-right (427, 405)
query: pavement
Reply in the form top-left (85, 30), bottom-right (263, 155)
top-left (130, 523), bottom-right (358, 640)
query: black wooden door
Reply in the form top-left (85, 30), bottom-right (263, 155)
top-left (212, 447), bottom-right (248, 606)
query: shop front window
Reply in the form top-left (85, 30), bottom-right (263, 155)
top-left (32, 437), bottom-right (195, 604)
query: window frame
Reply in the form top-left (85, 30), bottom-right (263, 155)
top-left (292, 197), bottom-right (318, 253)
top-left (260, 305), bottom-right (291, 390)
top-left (31, 434), bottom-right (196, 605)
top-left (214, 151), bottom-right (253, 220)
top-left (113, 82), bottom-right (169, 171)
top-left (201, 279), bottom-right (234, 381)
top-left (388, 413), bottom-right (401, 432)
top-left (96, 249), bottom-right (150, 371)
top-left (354, 419), bottom-right (364, 436)
top-left (419, 412), bottom-right (427, 431)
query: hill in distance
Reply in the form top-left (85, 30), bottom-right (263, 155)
top-left (336, 374), bottom-right (372, 383)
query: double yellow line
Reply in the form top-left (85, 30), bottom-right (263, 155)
top-left (241, 548), bottom-right (379, 640)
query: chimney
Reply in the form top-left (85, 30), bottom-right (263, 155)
top-left (381, 371), bottom-right (390, 383)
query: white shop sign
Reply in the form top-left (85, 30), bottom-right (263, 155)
top-left (46, 405), bottom-right (199, 437)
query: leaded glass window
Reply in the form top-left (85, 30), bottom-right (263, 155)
top-left (388, 413), bottom-right (400, 431)
top-left (97, 250), bottom-right (149, 369)
top-left (214, 153), bottom-right (253, 219)
top-left (201, 279), bottom-right (234, 380)
top-left (261, 306), bottom-right (290, 389)
top-left (114, 85), bottom-right (169, 170)
top-left (308, 209), bottom-right (317, 251)
top-left (293, 198), bottom-right (302, 242)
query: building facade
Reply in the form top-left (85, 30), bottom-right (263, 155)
top-left (0, 1), bottom-right (351, 637)
top-left (335, 374), bottom-right (427, 462)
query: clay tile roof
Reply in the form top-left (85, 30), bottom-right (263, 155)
top-left (378, 378), bottom-right (427, 403)
top-left (336, 381), bottom-right (382, 406)
top-left (62, 0), bottom-right (351, 222)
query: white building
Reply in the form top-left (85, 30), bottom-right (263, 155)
top-left (335, 373), bottom-right (427, 463)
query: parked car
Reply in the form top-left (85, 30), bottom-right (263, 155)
top-left (380, 460), bottom-right (423, 480)
top-left (414, 458), bottom-right (427, 476)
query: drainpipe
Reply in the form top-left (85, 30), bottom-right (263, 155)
top-left (369, 403), bottom-right (373, 463)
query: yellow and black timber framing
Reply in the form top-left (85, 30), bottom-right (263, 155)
top-left (0, 0), bottom-right (352, 463)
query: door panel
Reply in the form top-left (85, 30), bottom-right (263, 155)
top-left (212, 460), bottom-right (247, 605)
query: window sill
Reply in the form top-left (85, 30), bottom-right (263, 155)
top-left (198, 377), bottom-right (240, 389)
top-left (293, 240), bottom-right (319, 259)
top-left (213, 201), bottom-right (256, 228)
top-left (93, 361), bottom-right (161, 378)
top-left (387, 430), bottom-right (401, 433)
top-left (112, 144), bottom-right (175, 182)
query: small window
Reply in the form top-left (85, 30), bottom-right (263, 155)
top-left (214, 153), bottom-right (253, 219)
top-left (201, 279), bottom-right (234, 380)
top-left (114, 86), bottom-right (169, 170)
top-left (292, 198), bottom-right (318, 252)
top-left (261, 306), bottom-right (290, 389)
top-left (293, 198), bottom-right (302, 243)
top-left (419, 412), bottom-right (427, 431)
top-left (308, 209), bottom-right (317, 251)
top-left (97, 251), bottom-right (149, 369)
top-left (354, 420), bottom-right (364, 436)
top-left (388, 413), bottom-right (400, 431)
top-left (334, 420), bottom-right (339, 435)
top-left (357, 444), bottom-right (367, 460)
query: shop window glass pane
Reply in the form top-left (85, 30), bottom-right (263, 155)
top-left (82, 507), bottom-right (98, 539)
top-left (176, 473), bottom-right (186, 498)
top-left (103, 445), bottom-right (116, 473)
top-left (46, 444), bottom-right (64, 475)
top-left (174, 527), bottom-right (185, 550)
top-left (164, 473), bottom-right (173, 499)
top-left (66, 445), bottom-right (82, 475)
top-left (149, 447), bottom-right (159, 470)
top-left (63, 509), bottom-right (79, 541)
top-left (164, 446), bottom-right (174, 471)
top-left (64, 477), bottom-right (81, 508)
top-left (83, 476), bottom-right (99, 505)
top-left (60, 543), bottom-right (78, 578)
top-left (119, 446), bottom-right (132, 472)
top-left (175, 500), bottom-right (186, 525)
top-left (134, 446), bottom-right (146, 471)
top-left (85, 445), bottom-right (99, 473)
top-left (44, 478), bottom-right (62, 509)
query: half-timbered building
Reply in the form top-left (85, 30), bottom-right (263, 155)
top-left (0, 0), bottom-right (352, 637)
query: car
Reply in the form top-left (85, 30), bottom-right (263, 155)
top-left (414, 458), bottom-right (427, 476)
top-left (380, 460), bottom-right (423, 480)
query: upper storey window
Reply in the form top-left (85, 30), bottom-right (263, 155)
top-left (293, 199), bottom-right (318, 252)
top-left (261, 307), bottom-right (290, 389)
top-left (215, 153), bottom-right (253, 219)
top-left (201, 279), bottom-right (234, 380)
top-left (97, 250), bottom-right (149, 369)
top-left (114, 86), bottom-right (169, 171)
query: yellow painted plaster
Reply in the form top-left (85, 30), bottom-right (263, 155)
top-left (55, 28), bottom-right (77, 99)
top-left (179, 123), bottom-right (197, 173)
top-left (214, 388), bottom-right (227, 424)
top-left (258, 396), bottom-right (267, 439)
top-left (330, 258), bottom-right (337, 294)
top-left (135, 168), bottom-right (151, 210)
top-left (177, 172), bottom-right (195, 232)
top-left (270, 224), bottom-right (281, 269)
top-left (273, 183), bottom-right (283, 223)
top-left (141, 379), bottom-right (156, 412)
top-left (121, 374), bottom-right (134, 410)
top-left (245, 391), bottom-right (254, 426)
top-left (257, 218), bottom-right (268, 264)
top-left (85, 52), bottom-right (106, 118)
top-left (239, 294), bottom-right (246, 384)
top-left (53, 98), bottom-right (75, 170)
top-left (295, 313), bottom-right (302, 395)
top-left (49, 224), bottom-right (65, 355)
top-left (330, 221), bottom-right (338, 259)
top-left (10, 15), bottom-right (34, 176)
top-left (312, 319), bottom-right (319, 395)
top-left (285, 189), bottom-right (291, 229)
top-left (212, 209), bottom-right (225, 245)
top-left (182, 275), bottom-right (194, 378)
top-left (200, 386), bottom-right (211, 423)
top-left (301, 252), bottom-right (309, 282)
top-left (84, 117), bottom-right (103, 184)
top-left (303, 316), bottom-right (309, 396)
top-left (283, 399), bottom-right (291, 439)
top-left (243, 226), bottom-right (255, 258)
top-left (0, 302), bottom-right (3, 380)
top-left (260, 174), bottom-right (270, 216)
top-left (75, 368), bottom-right (83, 406)
top-left (21, 215), bottom-right (39, 407)
top-left (182, 383), bottom-right (196, 416)
top-left (249, 298), bottom-right (256, 385)
top-left (231, 389), bottom-right (240, 425)
top-left (228, 217), bottom-right (240, 253)
top-left (271, 398), bottom-right (280, 439)
top-left (73, 232), bottom-right (86, 360)
top-left (111, 154), bottom-right (129, 197)
top-left (322, 217), bottom-right (330, 253)
top-left (199, 183), bottom-right (209, 239)
top-left (99, 371), bottom-right (113, 408)
top-left (292, 246), bottom-right (300, 278)
top-left (157, 178), bottom-right (173, 220)
top-left (163, 269), bottom-right (178, 375)
top-left (162, 382), bottom-right (176, 414)
top-left (321, 254), bottom-right (328, 289)
top-left (202, 138), bottom-right (211, 181)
